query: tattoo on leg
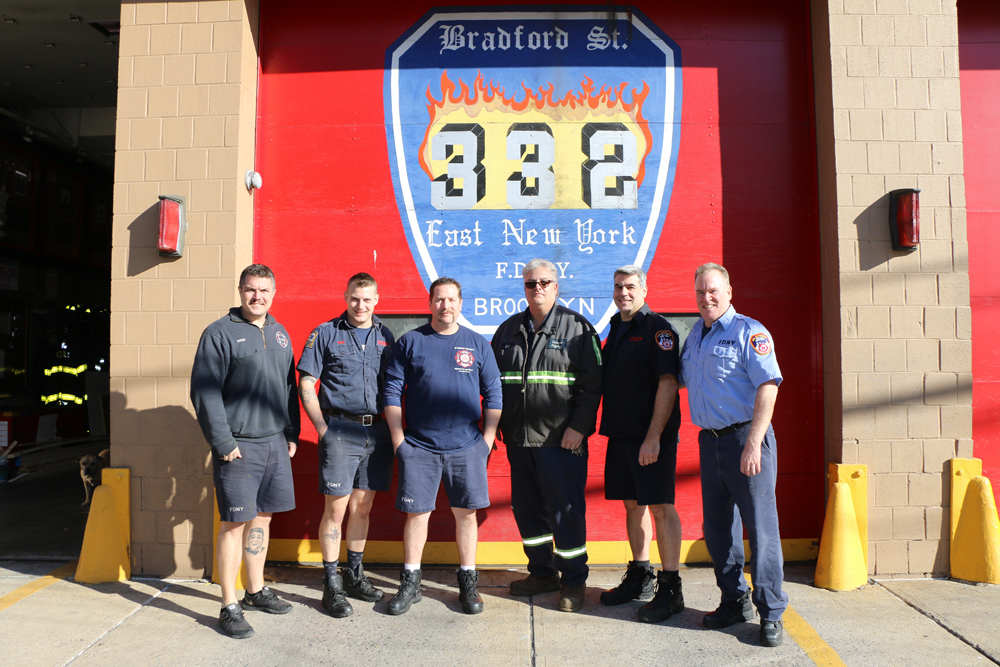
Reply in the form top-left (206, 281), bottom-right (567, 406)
top-left (322, 527), bottom-right (341, 544)
top-left (245, 527), bottom-right (265, 556)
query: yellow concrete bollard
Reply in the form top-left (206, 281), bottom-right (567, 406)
top-left (950, 458), bottom-right (1000, 584)
top-left (814, 481), bottom-right (869, 590)
top-left (212, 491), bottom-right (248, 590)
top-left (75, 468), bottom-right (132, 583)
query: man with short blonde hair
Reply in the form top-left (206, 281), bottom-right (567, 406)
top-left (297, 272), bottom-right (396, 618)
top-left (680, 262), bottom-right (788, 647)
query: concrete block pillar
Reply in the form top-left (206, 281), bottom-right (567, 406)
top-left (811, 0), bottom-right (971, 577)
top-left (110, 0), bottom-right (261, 577)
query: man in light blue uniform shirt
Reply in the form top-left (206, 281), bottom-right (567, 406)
top-left (679, 262), bottom-right (788, 648)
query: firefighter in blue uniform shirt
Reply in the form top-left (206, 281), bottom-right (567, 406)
top-left (679, 262), bottom-right (788, 647)
top-left (491, 258), bottom-right (603, 613)
top-left (598, 265), bottom-right (684, 624)
top-left (296, 272), bottom-right (395, 618)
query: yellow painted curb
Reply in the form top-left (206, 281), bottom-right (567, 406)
top-left (75, 484), bottom-right (131, 583)
top-left (814, 477), bottom-right (868, 590)
top-left (267, 538), bottom-right (817, 565)
top-left (951, 458), bottom-right (1000, 584)
top-left (0, 562), bottom-right (77, 612)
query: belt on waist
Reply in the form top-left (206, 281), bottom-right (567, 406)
top-left (322, 409), bottom-right (381, 426)
top-left (701, 420), bottom-right (752, 438)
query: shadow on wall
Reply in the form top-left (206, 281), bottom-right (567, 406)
top-left (854, 193), bottom-right (897, 272)
top-left (109, 390), bottom-right (214, 579)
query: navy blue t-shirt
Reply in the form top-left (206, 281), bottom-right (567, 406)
top-left (383, 324), bottom-right (502, 452)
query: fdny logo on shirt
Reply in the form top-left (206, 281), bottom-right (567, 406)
top-left (656, 330), bottom-right (674, 351)
top-left (305, 331), bottom-right (318, 349)
top-left (275, 331), bottom-right (289, 348)
top-left (750, 332), bottom-right (771, 355)
top-left (455, 348), bottom-right (475, 369)
top-left (377, 340), bottom-right (388, 346)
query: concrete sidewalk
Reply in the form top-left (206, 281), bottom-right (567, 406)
top-left (2, 560), bottom-right (998, 667)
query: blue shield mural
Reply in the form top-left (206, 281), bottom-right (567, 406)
top-left (385, 7), bottom-right (682, 336)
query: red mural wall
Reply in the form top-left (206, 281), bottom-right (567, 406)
top-left (960, 0), bottom-right (1000, 482)
top-left (254, 0), bottom-right (824, 552)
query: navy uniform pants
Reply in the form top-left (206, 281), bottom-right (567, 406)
top-left (699, 423), bottom-right (788, 621)
top-left (506, 445), bottom-right (589, 586)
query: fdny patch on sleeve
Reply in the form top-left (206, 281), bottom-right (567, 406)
top-left (305, 330), bottom-right (318, 349)
top-left (655, 330), bottom-right (675, 351)
top-left (750, 332), bottom-right (771, 355)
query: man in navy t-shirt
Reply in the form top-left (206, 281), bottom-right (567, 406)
top-left (383, 277), bottom-right (502, 616)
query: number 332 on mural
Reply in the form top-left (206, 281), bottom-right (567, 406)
top-left (385, 7), bottom-right (682, 335)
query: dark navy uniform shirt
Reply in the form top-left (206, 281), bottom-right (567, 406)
top-left (296, 312), bottom-right (395, 416)
top-left (599, 303), bottom-right (682, 441)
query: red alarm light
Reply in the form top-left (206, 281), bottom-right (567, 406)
top-left (889, 189), bottom-right (919, 252)
top-left (157, 195), bottom-right (187, 257)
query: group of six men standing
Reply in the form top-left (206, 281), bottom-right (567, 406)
top-left (191, 260), bottom-right (787, 649)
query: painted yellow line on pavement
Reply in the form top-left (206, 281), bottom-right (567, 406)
top-left (784, 606), bottom-right (847, 666)
top-left (0, 561), bottom-right (78, 612)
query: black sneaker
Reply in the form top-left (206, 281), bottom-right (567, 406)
top-left (509, 574), bottom-right (561, 597)
top-left (457, 569), bottom-right (484, 615)
top-left (387, 569), bottom-right (422, 616)
top-left (600, 561), bottom-right (655, 605)
top-left (760, 619), bottom-right (784, 647)
top-left (342, 565), bottom-right (385, 602)
top-left (241, 586), bottom-right (292, 615)
top-left (219, 602), bottom-right (254, 639)
top-left (637, 571), bottom-right (684, 623)
top-left (703, 590), bottom-right (754, 629)
top-left (322, 573), bottom-right (354, 618)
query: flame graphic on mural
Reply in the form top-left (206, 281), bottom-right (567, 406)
top-left (419, 71), bottom-right (653, 187)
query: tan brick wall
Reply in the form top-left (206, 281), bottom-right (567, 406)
top-left (812, 0), bottom-right (970, 576)
top-left (111, 0), bottom-right (260, 578)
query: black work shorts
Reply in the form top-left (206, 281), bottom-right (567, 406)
top-left (318, 417), bottom-right (393, 495)
top-left (213, 434), bottom-right (295, 523)
top-left (603, 432), bottom-right (678, 506)
top-left (395, 438), bottom-right (491, 512)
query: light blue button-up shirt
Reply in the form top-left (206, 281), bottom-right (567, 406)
top-left (680, 305), bottom-right (782, 430)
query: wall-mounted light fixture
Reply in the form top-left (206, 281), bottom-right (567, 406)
top-left (158, 195), bottom-right (187, 257)
top-left (889, 188), bottom-right (920, 252)
top-left (245, 169), bottom-right (262, 192)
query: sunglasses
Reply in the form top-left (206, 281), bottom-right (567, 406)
top-left (524, 279), bottom-right (555, 290)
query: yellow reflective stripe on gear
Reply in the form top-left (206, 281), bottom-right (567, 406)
top-left (41, 392), bottom-right (86, 405)
top-left (502, 372), bottom-right (576, 385)
top-left (43, 364), bottom-right (88, 376)
top-left (522, 534), bottom-right (554, 546)
top-left (553, 545), bottom-right (587, 559)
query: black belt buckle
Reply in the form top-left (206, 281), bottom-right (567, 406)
top-left (361, 414), bottom-right (373, 426)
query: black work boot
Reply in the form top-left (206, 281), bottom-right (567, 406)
top-left (387, 569), bottom-right (422, 616)
top-left (321, 573), bottom-right (354, 618)
top-left (509, 574), bottom-right (561, 596)
top-left (600, 561), bottom-right (655, 605)
top-left (341, 564), bottom-right (384, 602)
top-left (760, 619), bottom-right (784, 647)
top-left (637, 570), bottom-right (684, 623)
top-left (703, 589), bottom-right (754, 629)
top-left (457, 569), bottom-right (484, 615)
